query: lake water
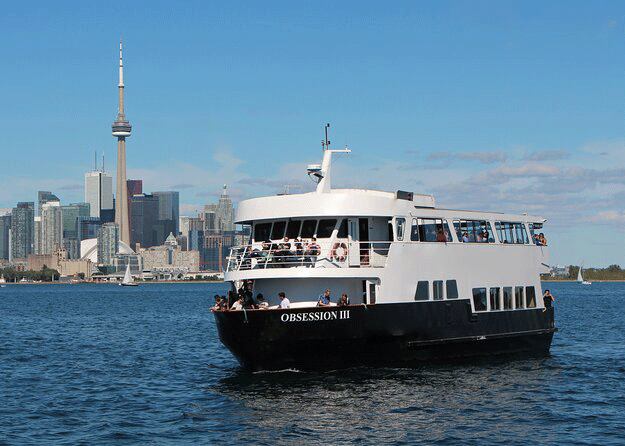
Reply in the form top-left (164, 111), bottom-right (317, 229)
top-left (0, 282), bottom-right (624, 445)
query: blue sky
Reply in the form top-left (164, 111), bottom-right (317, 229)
top-left (1, 1), bottom-right (623, 267)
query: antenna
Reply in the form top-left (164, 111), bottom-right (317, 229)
top-left (322, 123), bottom-right (331, 150)
top-left (102, 154), bottom-right (105, 172)
top-left (94, 151), bottom-right (97, 171)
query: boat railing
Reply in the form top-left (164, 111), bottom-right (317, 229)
top-left (226, 241), bottom-right (391, 272)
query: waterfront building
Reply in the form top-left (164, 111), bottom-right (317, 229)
top-left (41, 201), bottom-right (63, 255)
top-left (10, 202), bottom-right (34, 260)
top-left (139, 232), bottom-right (199, 279)
top-left (0, 212), bottom-right (11, 260)
top-left (97, 222), bottom-right (119, 266)
top-left (112, 39), bottom-right (132, 246)
top-left (85, 170), bottom-right (114, 221)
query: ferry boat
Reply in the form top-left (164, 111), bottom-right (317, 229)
top-left (214, 134), bottom-right (556, 371)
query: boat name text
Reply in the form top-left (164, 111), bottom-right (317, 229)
top-left (281, 310), bottom-right (350, 323)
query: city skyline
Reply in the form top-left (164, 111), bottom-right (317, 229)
top-left (1, 1), bottom-right (624, 267)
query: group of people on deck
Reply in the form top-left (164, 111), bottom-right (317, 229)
top-left (211, 285), bottom-right (350, 311)
top-left (533, 233), bottom-right (548, 246)
top-left (245, 236), bottom-right (321, 267)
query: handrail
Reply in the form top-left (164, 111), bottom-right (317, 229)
top-left (226, 241), bottom-right (392, 272)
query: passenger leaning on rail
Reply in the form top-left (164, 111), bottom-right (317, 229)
top-left (317, 289), bottom-right (332, 306)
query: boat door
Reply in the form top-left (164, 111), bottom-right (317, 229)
top-left (348, 218), bottom-right (360, 267)
top-left (363, 279), bottom-right (378, 304)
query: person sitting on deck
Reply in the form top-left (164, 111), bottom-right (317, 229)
top-left (210, 294), bottom-right (221, 311)
top-left (317, 289), bottom-right (332, 306)
top-left (338, 293), bottom-right (349, 306)
top-left (278, 292), bottom-right (290, 309)
top-left (230, 295), bottom-right (244, 311)
top-left (436, 228), bottom-right (447, 242)
top-left (255, 293), bottom-right (268, 309)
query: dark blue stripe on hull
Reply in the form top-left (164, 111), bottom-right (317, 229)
top-left (213, 301), bottom-right (556, 371)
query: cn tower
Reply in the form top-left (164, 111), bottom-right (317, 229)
top-left (112, 39), bottom-right (131, 245)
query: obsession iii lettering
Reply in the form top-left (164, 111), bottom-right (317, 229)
top-left (280, 310), bottom-right (350, 322)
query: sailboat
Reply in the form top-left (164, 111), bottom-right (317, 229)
top-left (0, 274), bottom-right (6, 287)
top-left (577, 264), bottom-right (591, 285)
top-left (120, 263), bottom-right (139, 287)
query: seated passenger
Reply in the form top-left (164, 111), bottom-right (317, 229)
top-left (278, 291), bottom-right (290, 309)
top-left (317, 289), bottom-right (332, 306)
top-left (462, 231), bottom-right (469, 243)
top-left (338, 293), bottom-right (349, 306)
top-left (230, 295), bottom-right (244, 311)
top-left (436, 228), bottom-right (447, 242)
top-left (305, 237), bottom-right (320, 256)
top-left (255, 293), bottom-right (268, 309)
top-left (539, 233), bottom-right (547, 246)
top-left (210, 294), bottom-right (221, 311)
top-left (294, 238), bottom-right (304, 256)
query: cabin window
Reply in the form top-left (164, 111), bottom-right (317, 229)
top-left (496, 222), bottom-right (529, 244)
top-left (503, 287), bottom-right (513, 309)
top-left (410, 218), bottom-right (419, 241)
top-left (337, 219), bottom-right (348, 238)
top-left (446, 280), bottom-right (458, 299)
top-left (490, 287), bottom-right (501, 310)
top-left (316, 219), bottom-right (337, 238)
top-left (301, 220), bottom-right (317, 238)
top-left (271, 220), bottom-right (286, 239)
top-left (472, 288), bottom-right (487, 311)
top-left (396, 218), bottom-right (406, 241)
top-left (526, 286), bottom-right (536, 308)
top-left (515, 286), bottom-right (525, 309)
top-left (286, 220), bottom-right (302, 239)
top-left (415, 281), bottom-right (429, 301)
top-left (453, 220), bottom-right (495, 243)
top-left (433, 280), bottom-right (444, 300)
top-left (418, 218), bottom-right (452, 242)
top-left (254, 222), bottom-right (272, 242)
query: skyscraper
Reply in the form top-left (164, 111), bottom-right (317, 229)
top-left (41, 201), bottom-right (62, 255)
top-left (11, 202), bottom-right (34, 260)
top-left (153, 191), bottom-right (180, 234)
top-left (112, 39), bottom-right (131, 246)
top-left (38, 191), bottom-right (60, 217)
top-left (216, 185), bottom-right (235, 232)
top-left (130, 194), bottom-right (159, 249)
top-left (85, 170), bottom-right (113, 220)
top-left (97, 222), bottom-right (119, 266)
top-left (0, 212), bottom-right (11, 260)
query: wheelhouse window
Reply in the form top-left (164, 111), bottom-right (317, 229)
top-left (254, 222), bottom-right (272, 242)
top-left (472, 288), bottom-right (487, 311)
top-left (496, 222), bottom-right (529, 244)
top-left (490, 287), bottom-right (501, 310)
top-left (316, 219), bottom-right (337, 238)
top-left (337, 219), bottom-right (348, 238)
top-left (271, 220), bottom-right (286, 240)
top-left (415, 281), bottom-right (429, 301)
top-left (433, 280), bottom-right (444, 300)
top-left (396, 218), bottom-right (406, 241)
top-left (446, 280), bottom-right (458, 299)
top-left (410, 218), bottom-right (419, 241)
top-left (453, 220), bottom-right (495, 243)
top-left (301, 220), bottom-right (317, 238)
top-left (286, 220), bottom-right (302, 239)
top-left (418, 218), bottom-right (452, 242)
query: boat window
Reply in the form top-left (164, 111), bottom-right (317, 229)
top-left (316, 219), bottom-right (337, 238)
top-left (446, 280), bottom-right (458, 299)
top-left (254, 222), bottom-right (272, 242)
top-left (410, 218), bottom-right (419, 241)
top-left (472, 288), bottom-right (487, 311)
top-left (301, 220), bottom-right (317, 238)
top-left (415, 281), bottom-right (429, 301)
top-left (418, 218), bottom-right (452, 242)
top-left (490, 287), bottom-right (501, 310)
top-left (433, 280), bottom-right (444, 300)
top-left (271, 220), bottom-right (286, 240)
top-left (337, 219), bottom-right (348, 238)
top-left (503, 287), bottom-right (513, 309)
top-left (396, 218), bottom-right (406, 241)
top-left (526, 286), bottom-right (536, 308)
top-left (496, 221), bottom-right (528, 244)
top-left (515, 286), bottom-right (525, 309)
top-left (454, 219), bottom-right (494, 243)
top-left (286, 220), bottom-right (302, 239)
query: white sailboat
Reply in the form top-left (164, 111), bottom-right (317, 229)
top-left (0, 274), bottom-right (6, 287)
top-left (577, 264), bottom-right (591, 285)
top-left (120, 263), bottom-right (138, 286)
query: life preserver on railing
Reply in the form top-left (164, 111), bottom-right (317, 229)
top-left (331, 242), bottom-right (348, 262)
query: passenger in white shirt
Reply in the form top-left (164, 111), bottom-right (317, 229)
top-left (278, 292), bottom-right (290, 308)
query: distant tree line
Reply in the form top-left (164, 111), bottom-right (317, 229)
top-left (545, 264), bottom-right (625, 281)
top-left (1, 266), bottom-right (61, 282)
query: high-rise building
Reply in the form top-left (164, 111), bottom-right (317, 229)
top-left (127, 179), bottom-right (142, 225)
top-left (0, 212), bottom-right (11, 260)
top-left (10, 202), bottom-right (34, 260)
top-left (41, 201), bottom-right (62, 255)
top-left (130, 194), bottom-right (159, 249)
top-left (97, 222), bottom-right (119, 265)
top-left (112, 39), bottom-right (132, 246)
top-left (153, 191), bottom-right (180, 234)
top-left (38, 191), bottom-right (60, 217)
top-left (216, 185), bottom-right (235, 232)
top-left (85, 170), bottom-right (114, 221)
top-left (77, 216), bottom-right (102, 242)
top-left (61, 203), bottom-right (91, 259)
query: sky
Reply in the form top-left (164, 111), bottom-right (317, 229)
top-left (0, 1), bottom-right (623, 267)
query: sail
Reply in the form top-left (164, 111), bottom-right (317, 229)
top-left (577, 266), bottom-right (583, 283)
top-left (123, 264), bottom-right (133, 284)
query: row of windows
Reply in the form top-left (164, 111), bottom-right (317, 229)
top-left (254, 219), bottom-right (347, 242)
top-left (398, 218), bottom-right (541, 245)
top-left (472, 286), bottom-right (536, 312)
top-left (414, 280), bottom-right (459, 300)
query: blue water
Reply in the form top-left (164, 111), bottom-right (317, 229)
top-left (0, 282), bottom-right (624, 445)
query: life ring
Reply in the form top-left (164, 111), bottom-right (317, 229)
top-left (331, 242), bottom-right (348, 262)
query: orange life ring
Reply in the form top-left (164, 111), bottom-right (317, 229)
top-left (331, 242), bottom-right (348, 262)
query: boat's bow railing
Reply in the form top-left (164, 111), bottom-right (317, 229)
top-left (226, 241), bottom-right (391, 272)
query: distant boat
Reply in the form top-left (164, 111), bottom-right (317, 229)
top-left (0, 274), bottom-right (6, 284)
top-left (120, 264), bottom-right (139, 287)
top-left (577, 265), bottom-right (591, 285)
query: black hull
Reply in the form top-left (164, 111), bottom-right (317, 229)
top-left (213, 300), bottom-right (556, 371)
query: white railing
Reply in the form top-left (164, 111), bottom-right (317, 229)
top-left (226, 241), bottom-right (391, 272)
